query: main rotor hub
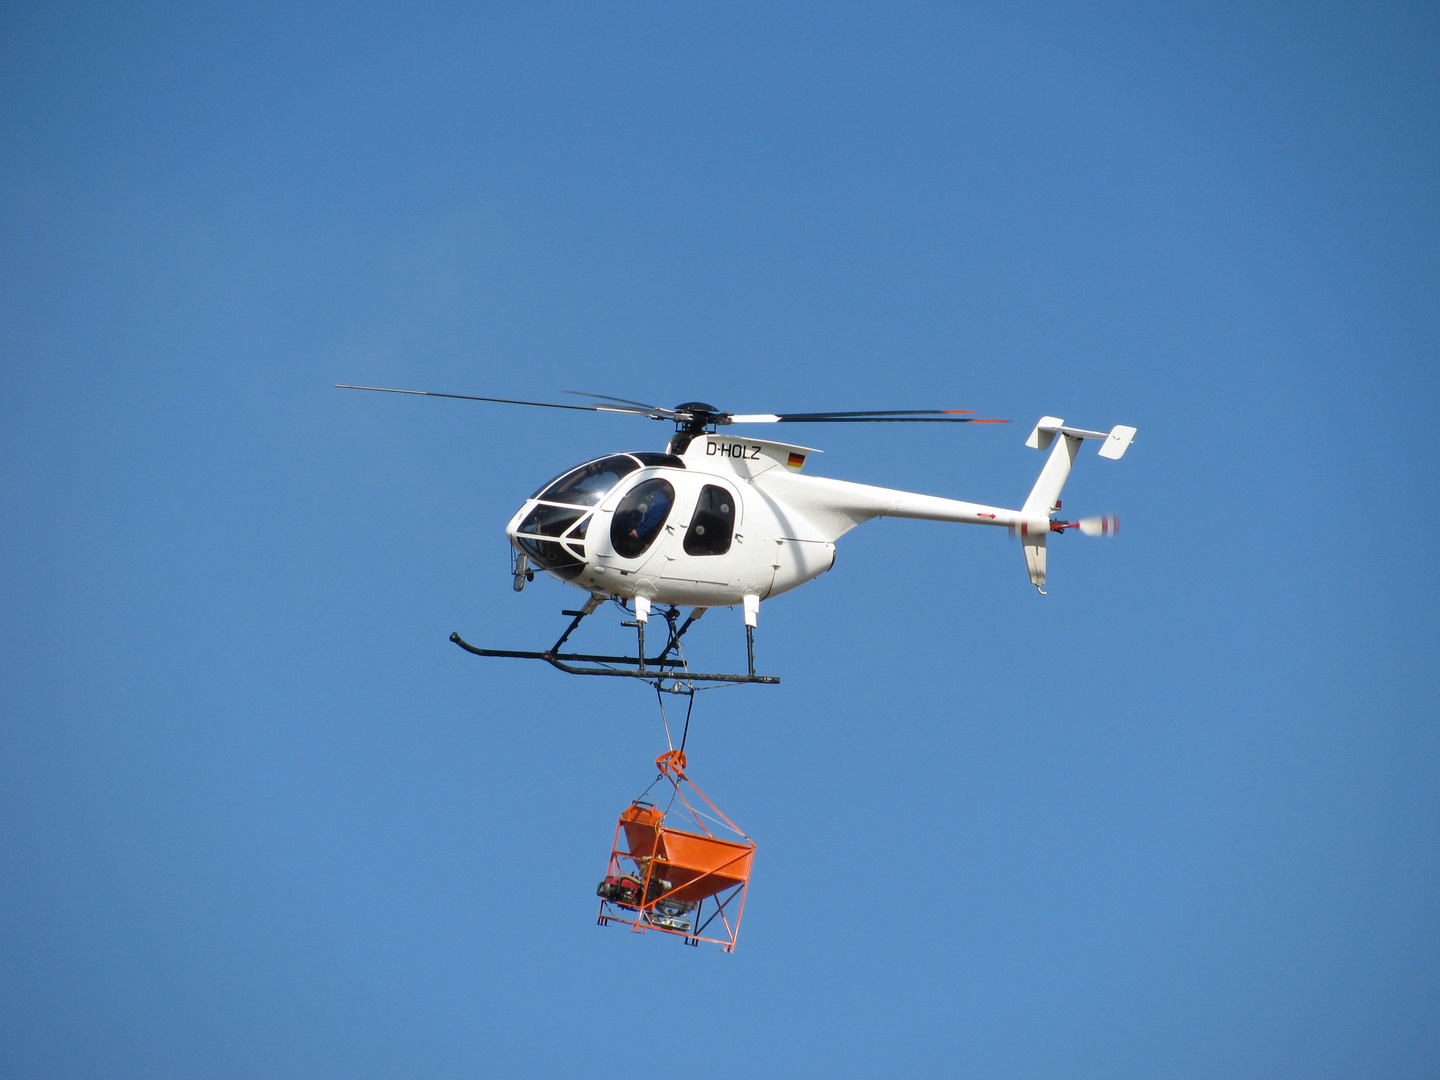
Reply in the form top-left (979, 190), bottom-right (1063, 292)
top-left (667, 402), bottom-right (724, 453)
top-left (673, 402), bottom-right (721, 432)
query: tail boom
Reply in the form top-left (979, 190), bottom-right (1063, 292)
top-left (753, 413), bottom-right (1135, 594)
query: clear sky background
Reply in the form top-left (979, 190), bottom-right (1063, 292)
top-left (2, 3), bottom-right (1437, 1077)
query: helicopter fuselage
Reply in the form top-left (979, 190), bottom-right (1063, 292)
top-left (506, 432), bottom-right (1024, 609)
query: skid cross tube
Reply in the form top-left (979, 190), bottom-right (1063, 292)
top-left (449, 603), bottom-right (779, 685)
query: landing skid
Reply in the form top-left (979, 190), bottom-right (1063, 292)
top-left (450, 602), bottom-right (780, 687)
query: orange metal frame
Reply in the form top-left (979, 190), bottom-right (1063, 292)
top-left (597, 750), bottom-right (755, 952)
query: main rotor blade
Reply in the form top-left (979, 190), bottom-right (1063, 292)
top-left (727, 410), bottom-right (1007, 424)
top-left (338, 385), bottom-right (1006, 425)
top-left (564, 393), bottom-right (1003, 424)
top-left (335, 385), bottom-right (668, 418)
top-left (778, 409), bottom-right (977, 417)
top-left (587, 402), bottom-right (678, 419)
top-left (564, 390), bottom-right (682, 419)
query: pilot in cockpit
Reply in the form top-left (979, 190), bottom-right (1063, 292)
top-left (620, 493), bottom-right (667, 542)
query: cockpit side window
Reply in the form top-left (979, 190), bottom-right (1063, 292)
top-left (515, 535), bottom-right (584, 579)
top-left (683, 485), bottom-right (736, 556)
top-left (518, 504), bottom-right (585, 537)
top-left (610, 478), bottom-right (675, 559)
top-left (534, 455), bottom-right (640, 505)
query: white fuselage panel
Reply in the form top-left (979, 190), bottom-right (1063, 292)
top-left (507, 434), bottom-right (1015, 608)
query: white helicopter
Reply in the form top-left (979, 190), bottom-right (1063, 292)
top-left (339, 386), bottom-right (1135, 685)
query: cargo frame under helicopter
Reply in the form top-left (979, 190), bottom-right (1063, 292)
top-left (596, 869), bottom-right (750, 951)
top-left (594, 751), bottom-right (756, 952)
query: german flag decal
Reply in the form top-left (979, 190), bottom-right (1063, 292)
top-left (787, 452), bottom-right (806, 469)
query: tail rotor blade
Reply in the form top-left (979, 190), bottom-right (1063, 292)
top-left (1075, 515), bottom-right (1119, 537)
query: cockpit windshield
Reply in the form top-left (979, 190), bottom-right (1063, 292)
top-left (532, 453), bottom-right (685, 506)
top-left (533, 455), bottom-right (639, 506)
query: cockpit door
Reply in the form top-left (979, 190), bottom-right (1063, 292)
top-left (608, 477), bottom-right (677, 560)
top-left (589, 474), bottom-right (681, 587)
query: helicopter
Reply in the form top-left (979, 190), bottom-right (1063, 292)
top-left (338, 386), bottom-right (1135, 686)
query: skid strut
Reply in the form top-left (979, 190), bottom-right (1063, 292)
top-left (450, 602), bottom-right (779, 686)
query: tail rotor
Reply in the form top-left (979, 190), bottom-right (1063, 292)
top-left (1055, 514), bottom-right (1119, 537)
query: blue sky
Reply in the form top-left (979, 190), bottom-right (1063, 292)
top-left (2, 3), bottom-right (1437, 1077)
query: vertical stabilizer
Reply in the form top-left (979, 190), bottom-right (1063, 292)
top-left (1025, 416), bottom-right (1066, 452)
top-left (1017, 416), bottom-right (1136, 593)
top-left (1022, 532), bottom-right (1047, 592)
top-left (1022, 433), bottom-right (1082, 517)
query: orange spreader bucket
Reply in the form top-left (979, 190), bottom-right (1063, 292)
top-left (596, 751), bottom-right (755, 951)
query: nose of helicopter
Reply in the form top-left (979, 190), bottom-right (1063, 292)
top-left (506, 498), bottom-right (591, 581)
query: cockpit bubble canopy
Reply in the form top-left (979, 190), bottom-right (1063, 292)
top-left (531, 453), bottom-right (684, 506)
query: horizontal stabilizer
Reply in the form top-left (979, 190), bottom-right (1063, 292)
top-left (1098, 425), bottom-right (1137, 459)
top-left (1028, 417), bottom-right (1137, 459)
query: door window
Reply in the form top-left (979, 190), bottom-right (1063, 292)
top-left (683, 485), bottom-right (736, 556)
top-left (610, 479), bottom-right (675, 559)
